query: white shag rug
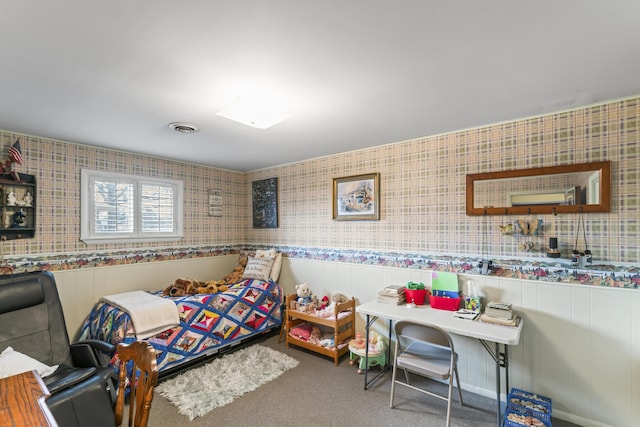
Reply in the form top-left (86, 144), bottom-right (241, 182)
top-left (156, 344), bottom-right (299, 420)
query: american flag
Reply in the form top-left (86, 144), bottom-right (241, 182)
top-left (8, 139), bottom-right (23, 165)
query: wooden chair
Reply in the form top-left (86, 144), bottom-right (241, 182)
top-left (115, 341), bottom-right (158, 427)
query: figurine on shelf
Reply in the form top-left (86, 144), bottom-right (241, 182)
top-left (22, 192), bottom-right (32, 207)
top-left (6, 192), bottom-right (16, 206)
top-left (11, 209), bottom-right (26, 228)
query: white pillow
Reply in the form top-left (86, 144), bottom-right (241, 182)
top-left (255, 249), bottom-right (283, 282)
top-left (242, 256), bottom-right (275, 281)
top-left (269, 253), bottom-right (283, 281)
top-left (0, 346), bottom-right (58, 379)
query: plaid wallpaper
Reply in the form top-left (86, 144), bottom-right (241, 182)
top-left (0, 134), bottom-right (248, 255)
top-left (248, 96), bottom-right (639, 264)
top-left (0, 96), bottom-right (637, 269)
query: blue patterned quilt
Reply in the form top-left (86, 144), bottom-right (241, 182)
top-left (79, 278), bottom-right (282, 373)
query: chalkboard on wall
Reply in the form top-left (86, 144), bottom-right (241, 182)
top-left (252, 177), bottom-right (278, 228)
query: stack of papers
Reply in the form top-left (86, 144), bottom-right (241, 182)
top-left (485, 301), bottom-right (513, 319)
top-left (484, 301), bottom-right (513, 319)
top-left (479, 313), bottom-right (521, 327)
top-left (377, 285), bottom-right (406, 305)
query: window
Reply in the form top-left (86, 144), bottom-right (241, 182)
top-left (81, 169), bottom-right (183, 244)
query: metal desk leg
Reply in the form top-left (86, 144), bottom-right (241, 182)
top-left (504, 344), bottom-right (510, 393)
top-left (362, 315), bottom-right (391, 390)
top-left (480, 340), bottom-right (510, 427)
top-left (495, 342), bottom-right (501, 427)
top-left (364, 314), bottom-right (371, 389)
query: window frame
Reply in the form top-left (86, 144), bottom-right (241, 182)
top-left (81, 169), bottom-right (184, 244)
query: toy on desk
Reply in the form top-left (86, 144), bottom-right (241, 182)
top-left (348, 331), bottom-right (387, 374)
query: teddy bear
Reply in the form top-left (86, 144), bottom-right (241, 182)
top-left (294, 283), bottom-right (318, 312)
top-left (223, 255), bottom-right (248, 285)
top-left (295, 282), bottom-right (313, 304)
top-left (194, 280), bottom-right (229, 294)
top-left (162, 277), bottom-right (202, 297)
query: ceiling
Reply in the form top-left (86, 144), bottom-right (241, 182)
top-left (1, 2), bottom-right (639, 172)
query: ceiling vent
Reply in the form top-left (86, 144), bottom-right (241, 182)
top-left (168, 122), bottom-right (200, 133)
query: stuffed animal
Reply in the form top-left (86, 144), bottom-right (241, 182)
top-left (162, 277), bottom-right (201, 297)
top-left (308, 326), bottom-right (323, 345)
top-left (331, 292), bottom-right (349, 305)
top-left (207, 280), bottom-right (228, 292)
top-left (194, 280), bottom-right (229, 294)
top-left (223, 255), bottom-right (248, 285)
top-left (295, 282), bottom-right (313, 304)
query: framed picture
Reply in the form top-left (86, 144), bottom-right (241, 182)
top-left (208, 189), bottom-right (222, 217)
top-left (252, 177), bottom-right (278, 228)
top-left (332, 173), bottom-right (380, 220)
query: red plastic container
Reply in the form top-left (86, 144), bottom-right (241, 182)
top-left (404, 288), bottom-right (428, 305)
top-left (429, 295), bottom-right (461, 311)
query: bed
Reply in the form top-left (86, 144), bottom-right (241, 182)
top-left (78, 277), bottom-right (283, 378)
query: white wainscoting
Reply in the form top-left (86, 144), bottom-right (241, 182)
top-left (52, 255), bottom-right (636, 426)
top-left (53, 255), bottom-right (238, 340)
top-left (278, 257), bottom-right (638, 427)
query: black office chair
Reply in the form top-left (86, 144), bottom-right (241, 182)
top-left (0, 270), bottom-right (117, 427)
top-left (390, 320), bottom-right (463, 427)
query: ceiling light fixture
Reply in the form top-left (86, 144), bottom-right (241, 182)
top-left (216, 97), bottom-right (291, 129)
top-left (168, 122), bottom-right (200, 133)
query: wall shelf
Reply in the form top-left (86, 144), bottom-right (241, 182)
top-left (0, 173), bottom-right (36, 240)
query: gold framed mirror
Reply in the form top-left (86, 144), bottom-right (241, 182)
top-left (466, 161), bottom-right (611, 215)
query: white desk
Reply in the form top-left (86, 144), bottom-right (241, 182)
top-left (356, 301), bottom-right (523, 427)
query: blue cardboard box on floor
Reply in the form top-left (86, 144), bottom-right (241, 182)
top-left (504, 388), bottom-right (552, 427)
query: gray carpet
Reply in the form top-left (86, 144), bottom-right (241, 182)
top-left (147, 333), bottom-right (579, 426)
